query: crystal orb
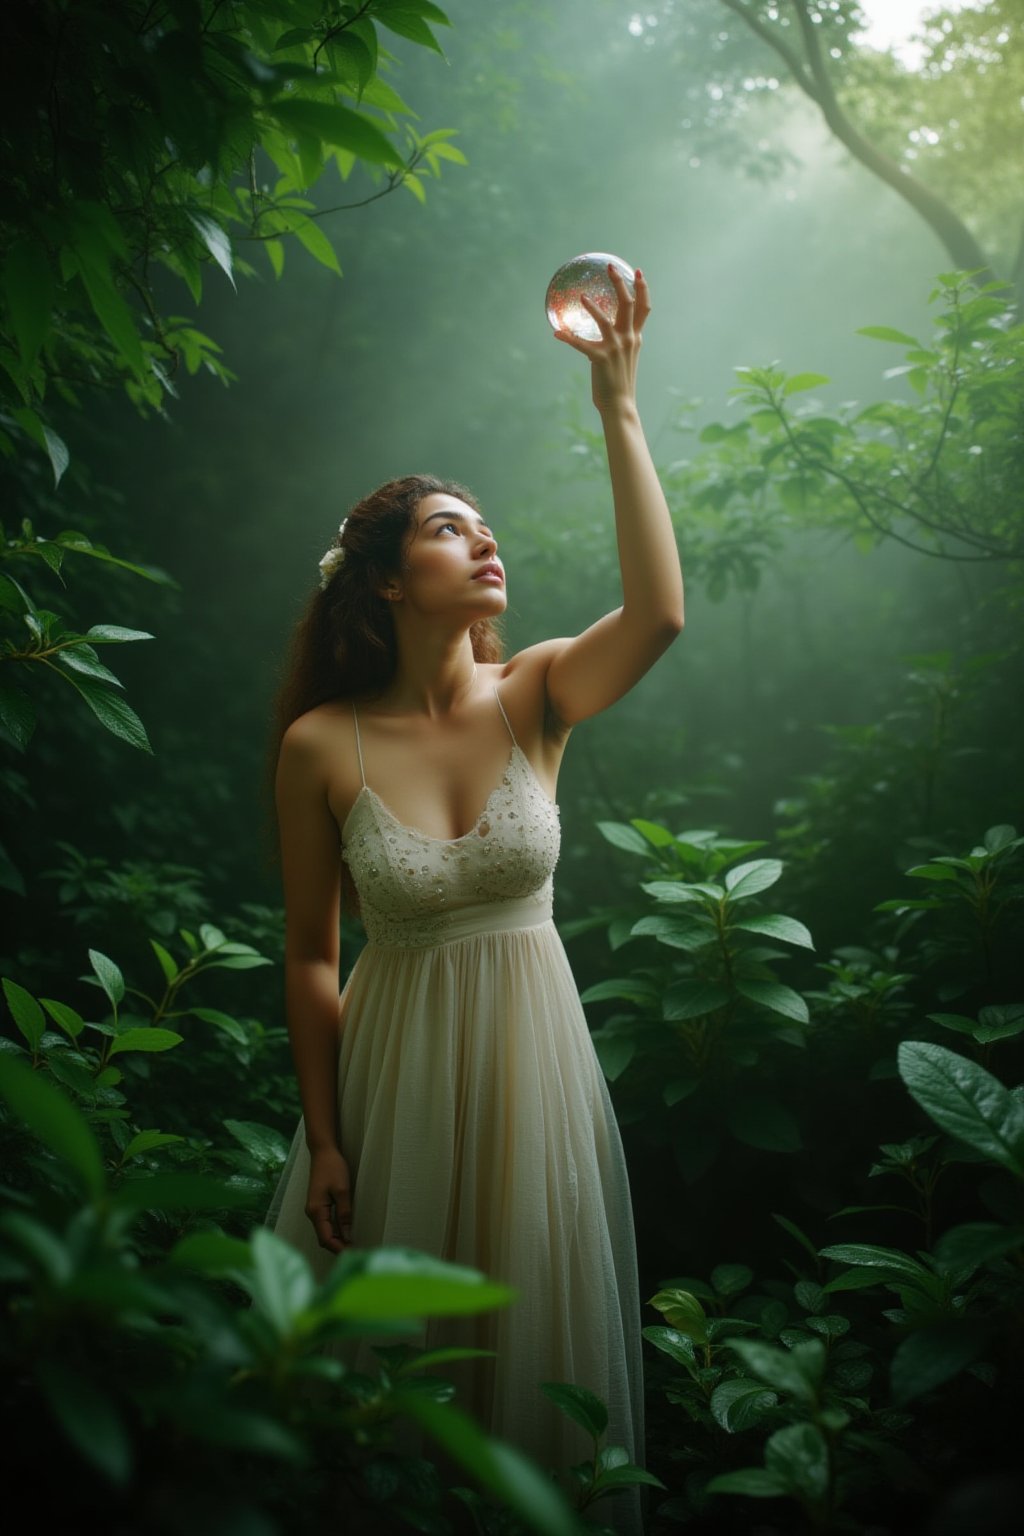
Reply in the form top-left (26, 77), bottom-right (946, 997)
top-left (545, 251), bottom-right (636, 341)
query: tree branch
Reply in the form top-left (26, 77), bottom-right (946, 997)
top-left (718, 0), bottom-right (1001, 289)
top-left (717, 0), bottom-right (819, 101)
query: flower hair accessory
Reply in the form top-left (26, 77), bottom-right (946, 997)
top-left (318, 519), bottom-right (348, 589)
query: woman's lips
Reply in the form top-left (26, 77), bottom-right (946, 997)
top-left (473, 566), bottom-right (504, 583)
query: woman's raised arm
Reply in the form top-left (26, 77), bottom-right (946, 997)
top-left (544, 267), bottom-right (684, 728)
top-left (275, 718), bottom-right (353, 1253)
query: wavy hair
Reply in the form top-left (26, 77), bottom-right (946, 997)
top-left (261, 473), bottom-right (504, 871)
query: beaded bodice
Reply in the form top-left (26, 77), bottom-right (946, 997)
top-left (340, 701), bottom-right (561, 949)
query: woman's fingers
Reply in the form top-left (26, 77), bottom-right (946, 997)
top-left (633, 267), bottom-right (652, 327)
top-left (306, 1155), bottom-right (354, 1253)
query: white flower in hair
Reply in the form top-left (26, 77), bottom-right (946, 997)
top-left (318, 519), bottom-right (348, 589)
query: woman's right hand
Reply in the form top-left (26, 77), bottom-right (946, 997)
top-left (305, 1145), bottom-right (353, 1254)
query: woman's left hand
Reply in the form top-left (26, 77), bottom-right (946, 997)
top-left (553, 264), bottom-right (651, 415)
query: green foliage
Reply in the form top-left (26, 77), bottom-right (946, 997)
top-left (0, 0), bottom-right (465, 476)
top-left (660, 274), bottom-right (1023, 581)
top-left (874, 822), bottom-right (1024, 996)
top-left (0, 1005), bottom-right (626, 1535)
top-left (571, 782), bottom-right (1022, 1529)
top-left (0, 513), bottom-right (176, 757)
top-left (640, 1034), bottom-right (1023, 1527)
top-left (570, 820), bottom-right (815, 1178)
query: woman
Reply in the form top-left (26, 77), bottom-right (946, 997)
top-left (266, 266), bottom-right (682, 1531)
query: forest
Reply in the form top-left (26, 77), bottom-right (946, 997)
top-left (1, 2), bottom-right (1022, 1533)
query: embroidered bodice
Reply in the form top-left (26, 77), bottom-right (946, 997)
top-left (340, 691), bottom-right (561, 948)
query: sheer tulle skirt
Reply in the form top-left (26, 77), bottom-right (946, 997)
top-left (266, 921), bottom-right (646, 1533)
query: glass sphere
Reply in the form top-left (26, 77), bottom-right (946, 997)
top-left (545, 252), bottom-right (636, 341)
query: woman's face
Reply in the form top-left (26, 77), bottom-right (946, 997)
top-left (392, 493), bottom-right (506, 621)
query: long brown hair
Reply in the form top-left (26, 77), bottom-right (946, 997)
top-left (260, 473), bottom-right (504, 872)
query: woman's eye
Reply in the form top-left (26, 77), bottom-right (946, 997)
top-left (440, 521), bottom-right (459, 534)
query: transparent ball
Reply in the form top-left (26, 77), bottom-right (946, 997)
top-left (545, 252), bottom-right (636, 341)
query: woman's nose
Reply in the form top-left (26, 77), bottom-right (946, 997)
top-left (476, 528), bottom-right (498, 557)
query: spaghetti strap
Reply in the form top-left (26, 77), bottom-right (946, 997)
top-left (351, 703), bottom-right (367, 788)
top-left (493, 684), bottom-right (518, 748)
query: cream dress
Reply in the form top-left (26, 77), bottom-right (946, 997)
top-left (266, 687), bottom-right (646, 1532)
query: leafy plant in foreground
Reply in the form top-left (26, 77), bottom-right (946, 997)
top-left (874, 822), bottom-right (1024, 998)
top-left (569, 820), bottom-right (815, 1179)
top-left (641, 1039), bottom-right (1023, 1531)
top-left (0, 1051), bottom-right (610, 1536)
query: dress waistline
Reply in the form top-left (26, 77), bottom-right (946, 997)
top-left (361, 884), bottom-right (554, 950)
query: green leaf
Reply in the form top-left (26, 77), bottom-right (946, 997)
top-left (975, 1004), bottom-right (1024, 1044)
top-left (189, 1005), bottom-right (248, 1045)
top-left (711, 1263), bottom-right (753, 1297)
top-left (764, 1421), bottom-right (829, 1502)
top-left (630, 818), bottom-right (676, 847)
top-left (249, 1226), bottom-right (315, 1335)
top-left (122, 1129), bottom-right (185, 1160)
top-left (579, 978), bottom-right (658, 1006)
top-left (647, 1287), bottom-right (708, 1344)
top-left (539, 1381), bottom-right (608, 1440)
top-left (85, 625), bottom-right (155, 643)
top-left (663, 979), bottom-right (730, 1021)
top-left (984, 824), bottom-right (1018, 853)
top-left (727, 1094), bottom-right (802, 1152)
top-left (725, 1338), bottom-right (824, 1403)
top-left (857, 326), bottom-right (922, 346)
top-left (56, 644), bottom-right (122, 686)
top-left (43, 425), bottom-right (69, 487)
top-left (890, 1320), bottom-right (993, 1405)
top-left (641, 1325), bottom-right (698, 1369)
top-left (818, 1243), bottom-right (934, 1286)
top-left (88, 949), bottom-right (124, 1008)
top-left (731, 913), bottom-right (814, 950)
top-left (592, 1029), bottom-right (636, 1082)
top-left (928, 1012), bottom-right (979, 1038)
top-left (75, 255), bottom-right (147, 380)
top-left (897, 1041), bottom-right (1024, 1177)
top-left (734, 979), bottom-right (809, 1025)
top-left (390, 1392), bottom-right (577, 1536)
top-left (3, 237), bottom-right (55, 368)
top-left (374, 6), bottom-right (448, 56)
top-left (186, 212), bottom-right (236, 291)
top-left (290, 215), bottom-right (343, 276)
top-left (3, 978), bottom-right (44, 1050)
top-left (0, 1053), bottom-right (105, 1199)
top-left (149, 939), bottom-right (178, 985)
top-left (725, 859), bottom-right (783, 899)
top-left (932, 1222), bottom-right (1024, 1272)
top-left (271, 100), bottom-right (403, 169)
top-left (108, 1027), bottom-right (183, 1056)
top-left (327, 1249), bottom-right (518, 1320)
top-left (37, 1361), bottom-right (132, 1485)
top-left (598, 821), bottom-right (650, 856)
top-left (710, 1378), bottom-right (779, 1433)
top-left (61, 673), bottom-right (152, 753)
top-left (170, 1228), bottom-right (254, 1277)
top-left (0, 681), bottom-right (35, 749)
top-left (782, 372), bottom-right (830, 396)
top-left (223, 1118), bottom-right (289, 1167)
top-left (40, 998), bottom-right (85, 1040)
top-left (640, 880), bottom-right (703, 904)
top-left (773, 1211), bottom-right (818, 1260)
top-left (265, 237), bottom-right (285, 279)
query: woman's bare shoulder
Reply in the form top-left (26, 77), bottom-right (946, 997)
top-left (278, 701), bottom-right (353, 773)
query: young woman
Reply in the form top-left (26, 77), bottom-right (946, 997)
top-left (265, 266), bottom-right (683, 1531)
